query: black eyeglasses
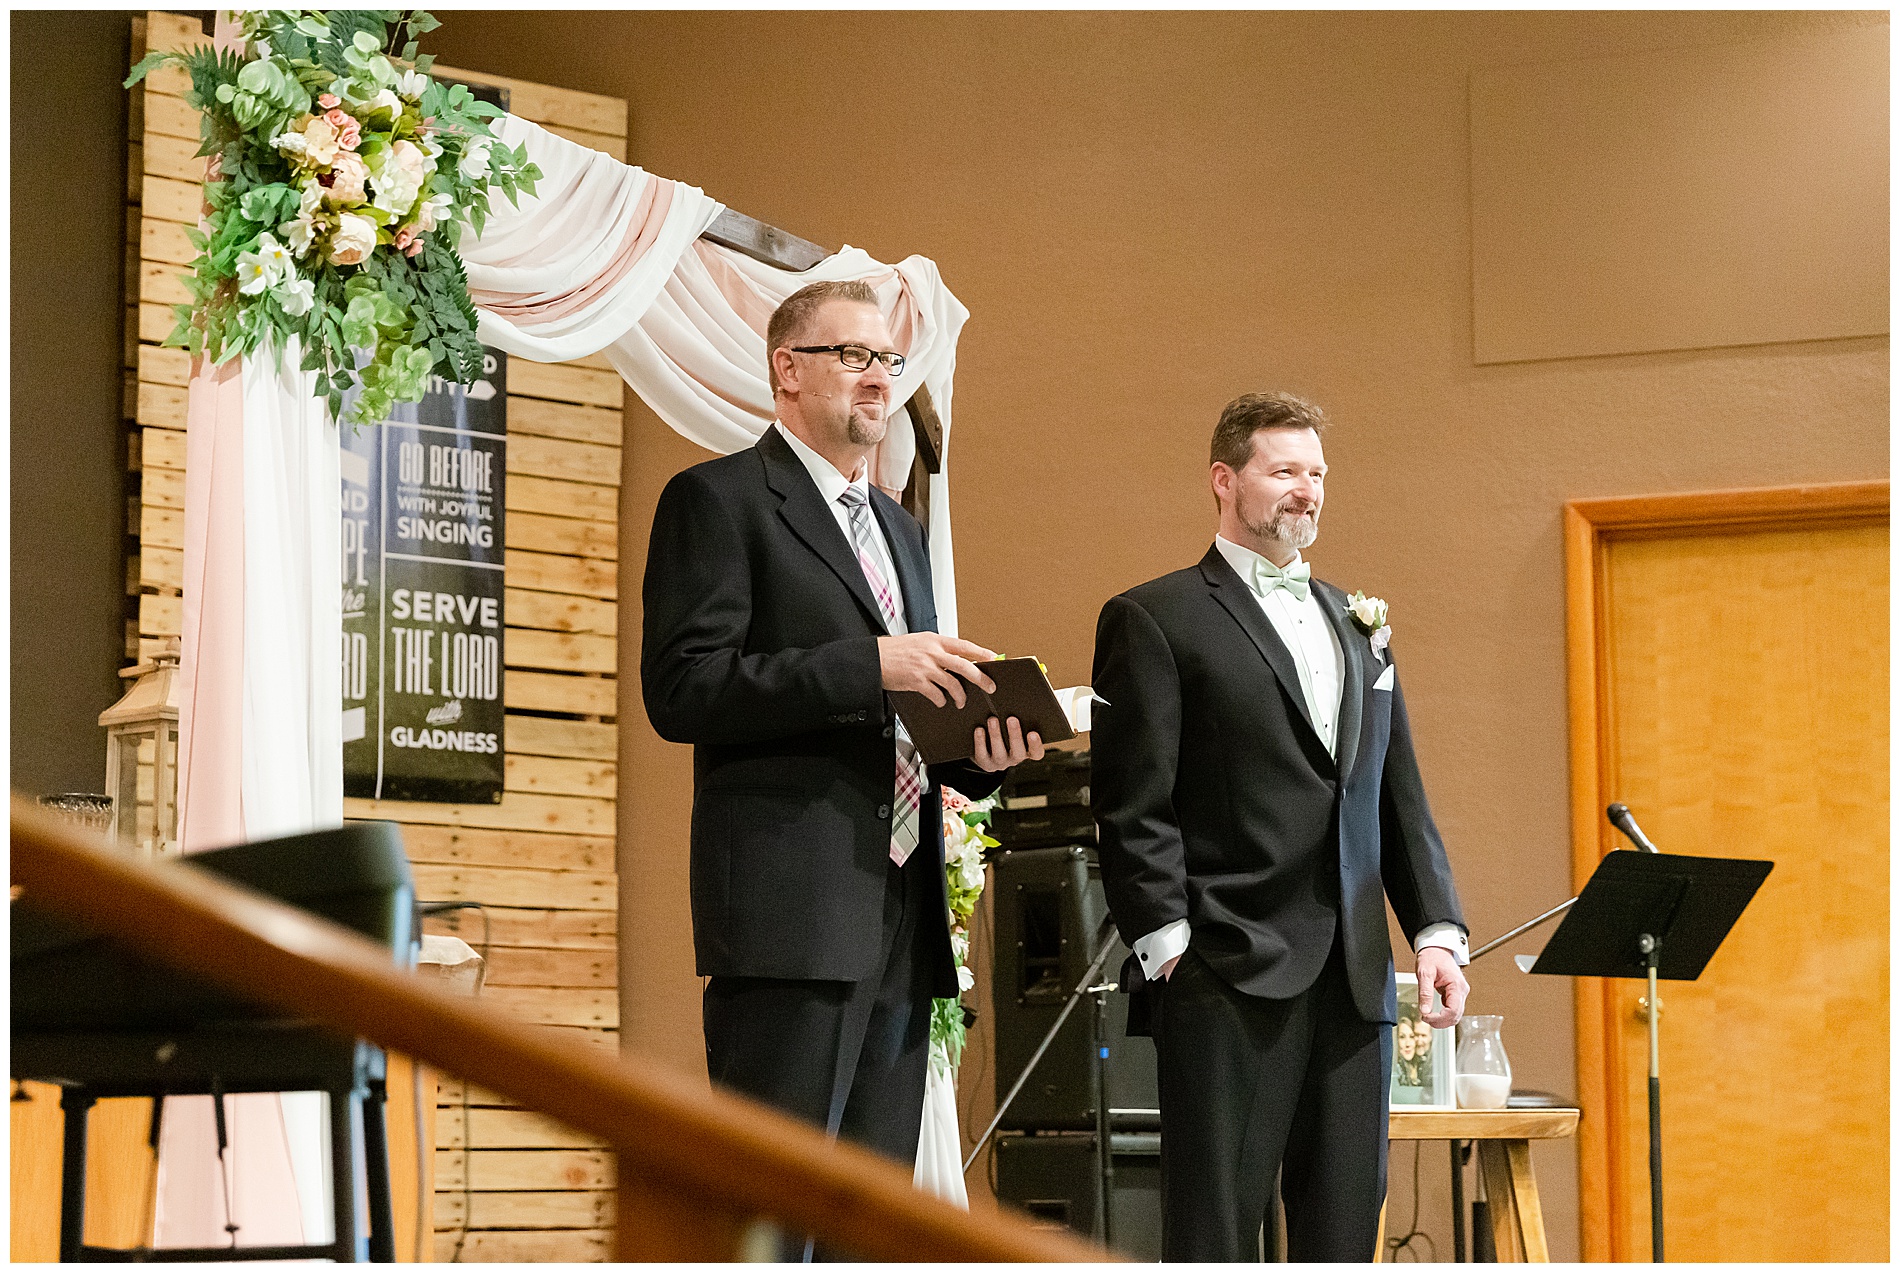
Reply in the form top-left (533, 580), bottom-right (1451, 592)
top-left (788, 344), bottom-right (906, 375)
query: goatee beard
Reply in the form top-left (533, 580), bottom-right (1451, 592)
top-left (846, 408), bottom-right (886, 447)
top-left (1244, 503), bottom-right (1319, 551)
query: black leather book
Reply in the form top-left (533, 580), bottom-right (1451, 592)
top-left (890, 657), bottom-right (1078, 765)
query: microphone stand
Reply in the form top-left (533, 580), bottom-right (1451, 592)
top-left (1609, 803), bottom-right (1667, 1264)
top-left (1464, 805), bottom-right (1666, 1263)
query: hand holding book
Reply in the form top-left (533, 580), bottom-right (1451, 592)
top-left (886, 654), bottom-right (1079, 765)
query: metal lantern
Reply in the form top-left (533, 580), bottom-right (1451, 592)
top-left (99, 638), bottom-right (182, 858)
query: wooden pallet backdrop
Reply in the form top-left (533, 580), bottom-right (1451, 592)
top-left (126, 13), bottom-right (626, 1260)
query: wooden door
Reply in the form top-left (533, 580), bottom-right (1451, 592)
top-left (1566, 484), bottom-right (1888, 1261)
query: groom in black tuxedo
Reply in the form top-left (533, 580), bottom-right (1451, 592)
top-left (1092, 391), bottom-right (1469, 1261)
top-left (642, 280), bottom-right (1041, 1188)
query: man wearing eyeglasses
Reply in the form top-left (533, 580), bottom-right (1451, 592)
top-left (642, 279), bottom-right (1042, 1205)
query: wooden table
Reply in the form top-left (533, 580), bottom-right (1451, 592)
top-left (1383, 1108), bottom-right (1579, 1262)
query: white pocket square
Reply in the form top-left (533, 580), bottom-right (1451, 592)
top-left (1373, 665), bottom-right (1395, 691)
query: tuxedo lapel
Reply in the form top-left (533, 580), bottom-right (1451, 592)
top-left (1314, 581), bottom-right (1366, 784)
top-left (758, 430), bottom-right (887, 631)
top-left (1197, 547), bottom-right (1323, 746)
top-left (871, 493), bottom-right (936, 634)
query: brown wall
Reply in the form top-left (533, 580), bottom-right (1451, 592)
top-left (11, 11), bottom-right (136, 797)
top-left (424, 11), bottom-right (1890, 1260)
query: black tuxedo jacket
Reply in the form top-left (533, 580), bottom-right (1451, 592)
top-left (641, 427), bottom-right (996, 997)
top-left (1091, 546), bottom-right (1464, 1024)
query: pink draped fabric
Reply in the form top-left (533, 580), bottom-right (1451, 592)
top-left (175, 355), bottom-right (245, 849)
top-left (471, 175), bottom-right (673, 321)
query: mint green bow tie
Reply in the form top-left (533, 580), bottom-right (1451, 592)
top-left (1250, 557), bottom-right (1311, 601)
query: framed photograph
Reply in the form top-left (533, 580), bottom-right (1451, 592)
top-left (1389, 973), bottom-right (1456, 1109)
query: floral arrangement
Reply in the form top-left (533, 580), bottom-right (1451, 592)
top-left (126, 10), bottom-right (541, 427)
top-left (931, 786), bottom-right (1000, 1070)
top-left (1347, 590), bottom-right (1392, 661)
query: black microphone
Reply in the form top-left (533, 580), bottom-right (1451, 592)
top-left (1606, 802), bottom-right (1660, 853)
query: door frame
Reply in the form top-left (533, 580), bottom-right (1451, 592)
top-left (1562, 479), bottom-right (1888, 1261)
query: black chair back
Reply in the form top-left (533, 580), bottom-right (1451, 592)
top-left (12, 821), bottom-right (413, 1031)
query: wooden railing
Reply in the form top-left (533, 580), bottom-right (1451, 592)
top-left (9, 798), bottom-right (1108, 1262)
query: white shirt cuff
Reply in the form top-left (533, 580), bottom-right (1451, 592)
top-left (1415, 922), bottom-right (1469, 966)
top-left (1132, 919), bottom-right (1191, 979)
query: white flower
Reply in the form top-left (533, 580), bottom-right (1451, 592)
top-left (234, 232), bottom-right (290, 295)
top-left (299, 179), bottom-right (324, 218)
top-left (272, 130), bottom-right (308, 159)
top-left (417, 132), bottom-right (444, 162)
top-left (415, 191), bottom-right (453, 233)
top-left (957, 964), bottom-right (975, 993)
top-left (951, 931), bottom-right (970, 963)
top-left (1346, 591), bottom-right (1392, 661)
top-left (252, 232), bottom-right (292, 276)
top-left (280, 213), bottom-right (317, 257)
top-left (277, 276), bottom-right (316, 316)
top-left (1346, 592), bottom-right (1387, 630)
top-left (328, 212), bottom-right (377, 266)
top-left (250, 36), bottom-right (272, 61)
top-left (458, 135), bottom-right (493, 180)
top-left (235, 253), bottom-right (274, 295)
top-left (956, 851), bottom-right (985, 892)
top-left (368, 88), bottom-right (402, 116)
top-left (371, 169), bottom-right (422, 220)
top-left (396, 69), bottom-right (430, 101)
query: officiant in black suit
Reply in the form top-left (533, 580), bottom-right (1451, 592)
top-left (642, 280), bottom-right (1042, 1188)
top-left (1092, 391), bottom-right (1469, 1261)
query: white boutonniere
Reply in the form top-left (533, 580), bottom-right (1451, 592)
top-left (1346, 591), bottom-right (1391, 661)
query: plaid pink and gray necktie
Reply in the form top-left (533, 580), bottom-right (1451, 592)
top-left (838, 485), bottom-right (924, 867)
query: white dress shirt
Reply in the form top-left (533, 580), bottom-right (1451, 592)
top-left (774, 422), bottom-right (907, 636)
top-left (1131, 538), bottom-right (1467, 982)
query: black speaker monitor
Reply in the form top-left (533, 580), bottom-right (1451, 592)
top-left (990, 845), bottom-right (1157, 1132)
top-left (995, 1131), bottom-right (1161, 1261)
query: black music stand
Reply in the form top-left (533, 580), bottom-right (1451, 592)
top-left (1522, 850), bottom-right (1772, 1263)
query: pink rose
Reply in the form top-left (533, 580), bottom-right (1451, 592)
top-left (337, 121), bottom-right (362, 151)
top-left (317, 93), bottom-right (340, 109)
top-left (323, 108), bottom-right (352, 129)
top-left (405, 238), bottom-right (425, 258)
top-left (941, 786), bottom-right (970, 814)
top-left (393, 226), bottom-right (416, 251)
top-left (323, 151), bottom-right (369, 205)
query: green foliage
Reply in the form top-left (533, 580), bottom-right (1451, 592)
top-left (931, 793), bottom-right (1000, 1071)
top-left (931, 997), bottom-right (968, 1070)
top-left (125, 10), bottom-right (539, 428)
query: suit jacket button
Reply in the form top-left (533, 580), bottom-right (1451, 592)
top-left (877, 804), bottom-right (892, 820)
top-left (883, 724), bottom-right (895, 740)
top-left (857, 710), bottom-right (869, 721)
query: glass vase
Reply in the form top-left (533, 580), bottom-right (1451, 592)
top-left (1455, 1014), bottom-right (1512, 1109)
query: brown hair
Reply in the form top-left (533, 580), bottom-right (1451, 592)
top-left (766, 279), bottom-right (880, 392)
top-left (1209, 391), bottom-right (1329, 472)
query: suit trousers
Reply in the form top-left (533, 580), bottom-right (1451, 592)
top-left (1154, 939), bottom-right (1392, 1262)
top-left (702, 848), bottom-right (936, 1249)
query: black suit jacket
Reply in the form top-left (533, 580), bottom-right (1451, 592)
top-left (1091, 545), bottom-right (1464, 1024)
top-left (641, 427), bottom-right (996, 997)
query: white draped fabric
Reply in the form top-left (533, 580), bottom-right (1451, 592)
top-left (914, 1058), bottom-right (971, 1206)
top-left (168, 107), bottom-right (973, 1240)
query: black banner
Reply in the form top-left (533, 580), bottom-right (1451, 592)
top-left (342, 350), bottom-right (507, 803)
